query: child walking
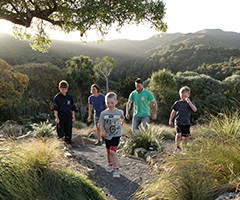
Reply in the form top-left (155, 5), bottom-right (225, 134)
top-left (51, 80), bottom-right (77, 145)
top-left (169, 86), bottom-right (197, 154)
top-left (99, 92), bottom-right (124, 178)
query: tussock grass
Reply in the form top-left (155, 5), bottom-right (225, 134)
top-left (120, 125), bottom-right (163, 155)
top-left (0, 138), bottom-right (105, 200)
top-left (30, 121), bottom-right (56, 138)
top-left (138, 111), bottom-right (240, 200)
top-left (73, 121), bottom-right (87, 129)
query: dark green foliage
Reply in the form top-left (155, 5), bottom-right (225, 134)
top-left (117, 76), bottom-right (137, 99)
top-left (148, 69), bottom-right (178, 123)
top-left (66, 55), bottom-right (95, 120)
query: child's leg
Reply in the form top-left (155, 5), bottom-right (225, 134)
top-left (182, 136), bottom-right (188, 151)
top-left (110, 146), bottom-right (119, 169)
top-left (64, 113), bottom-right (72, 144)
top-left (105, 140), bottom-right (113, 169)
top-left (175, 132), bottom-right (181, 149)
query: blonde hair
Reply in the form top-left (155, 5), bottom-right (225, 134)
top-left (105, 92), bottom-right (118, 101)
top-left (179, 86), bottom-right (190, 96)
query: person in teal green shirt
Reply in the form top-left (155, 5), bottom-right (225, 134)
top-left (126, 78), bottom-right (158, 131)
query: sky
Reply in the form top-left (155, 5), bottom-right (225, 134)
top-left (0, 0), bottom-right (239, 41)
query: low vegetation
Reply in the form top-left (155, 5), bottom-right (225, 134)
top-left (0, 138), bottom-right (105, 200)
top-left (138, 111), bottom-right (240, 200)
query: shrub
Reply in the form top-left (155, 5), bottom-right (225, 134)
top-left (0, 121), bottom-right (23, 138)
top-left (31, 121), bottom-right (56, 138)
top-left (73, 121), bottom-right (87, 129)
top-left (120, 125), bottom-right (163, 155)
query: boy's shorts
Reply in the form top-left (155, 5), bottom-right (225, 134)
top-left (176, 125), bottom-right (191, 137)
top-left (105, 137), bottom-right (120, 151)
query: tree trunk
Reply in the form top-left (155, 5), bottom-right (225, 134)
top-left (106, 77), bottom-right (109, 93)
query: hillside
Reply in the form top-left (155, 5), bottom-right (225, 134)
top-left (1, 29), bottom-right (240, 80)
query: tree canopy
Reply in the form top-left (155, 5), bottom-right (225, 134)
top-left (0, 0), bottom-right (167, 51)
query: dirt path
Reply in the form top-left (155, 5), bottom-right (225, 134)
top-left (71, 144), bottom-right (155, 200)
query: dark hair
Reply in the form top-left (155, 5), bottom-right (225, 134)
top-left (91, 84), bottom-right (100, 93)
top-left (59, 80), bottom-right (69, 88)
top-left (135, 78), bottom-right (143, 84)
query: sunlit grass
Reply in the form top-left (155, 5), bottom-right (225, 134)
top-left (139, 111), bottom-right (240, 200)
top-left (0, 138), bottom-right (105, 200)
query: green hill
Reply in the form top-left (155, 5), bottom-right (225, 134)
top-left (1, 29), bottom-right (240, 81)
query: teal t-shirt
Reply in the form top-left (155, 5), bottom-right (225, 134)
top-left (129, 89), bottom-right (155, 117)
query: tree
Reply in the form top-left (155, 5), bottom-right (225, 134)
top-left (65, 55), bottom-right (95, 120)
top-left (148, 69), bottom-right (178, 123)
top-left (14, 63), bottom-right (65, 116)
top-left (94, 56), bottom-right (116, 93)
top-left (0, 0), bottom-right (167, 52)
top-left (0, 59), bottom-right (28, 120)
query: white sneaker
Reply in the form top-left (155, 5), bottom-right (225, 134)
top-left (113, 169), bottom-right (120, 178)
top-left (173, 147), bottom-right (181, 154)
top-left (106, 165), bottom-right (113, 173)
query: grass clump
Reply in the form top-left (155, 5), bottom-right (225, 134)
top-left (0, 139), bottom-right (105, 200)
top-left (30, 120), bottom-right (56, 138)
top-left (73, 121), bottom-right (87, 129)
top-left (120, 125), bottom-right (163, 155)
top-left (138, 111), bottom-right (240, 200)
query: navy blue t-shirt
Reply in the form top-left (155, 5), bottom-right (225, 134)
top-left (51, 92), bottom-right (77, 114)
top-left (88, 93), bottom-right (106, 117)
top-left (171, 100), bottom-right (195, 126)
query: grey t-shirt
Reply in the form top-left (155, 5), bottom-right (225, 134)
top-left (172, 100), bottom-right (195, 126)
top-left (99, 108), bottom-right (124, 140)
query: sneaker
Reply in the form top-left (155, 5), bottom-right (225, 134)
top-left (106, 165), bottom-right (113, 173)
top-left (113, 169), bottom-right (120, 178)
top-left (173, 147), bottom-right (181, 154)
top-left (95, 140), bottom-right (102, 146)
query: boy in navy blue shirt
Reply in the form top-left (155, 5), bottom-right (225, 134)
top-left (169, 86), bottom-right (197, 154)
top-left (51, 80), bottom-right (77, 144)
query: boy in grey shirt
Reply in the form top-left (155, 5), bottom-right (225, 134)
top-left (99, 92), bottom-right (124, 178)
top-left (169, 86), bottom-right (197, 154)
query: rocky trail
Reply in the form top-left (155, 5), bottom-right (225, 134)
top-left (70, 143), bottom-right (155, 200)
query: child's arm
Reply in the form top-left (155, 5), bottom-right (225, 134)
top-left (169, 109), bottom-right (176, 126)
top-left (71, 111), bottom-right (76, 122)
top-left (100, 123), bottom-right (109, 138)
top-left (186, 98), bottom-right (197, 112)
top-left (54, 110), bottom-right (59, 124)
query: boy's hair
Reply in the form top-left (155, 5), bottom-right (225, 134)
top-left (135, 78), bottom-right (143, 84)
top-left (105, 92), bottom-right (118, 101)
top-left (91, 84), bottom-right (100, 93)
top-left (179, 86), bottom-right (191, 95)
top-left (59, 80), bottom-right (69, 88)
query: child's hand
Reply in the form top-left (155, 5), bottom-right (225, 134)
top-left (72, 115), bottom-right (76, 122)
top-left (103, 132), bottom-right (109, 138)
top-left (55, 118), bottom-right (60, 124)
top-left (186, 97), bottom-right (191, 103)
top-left (169, 120), bottom-right (173, 126)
